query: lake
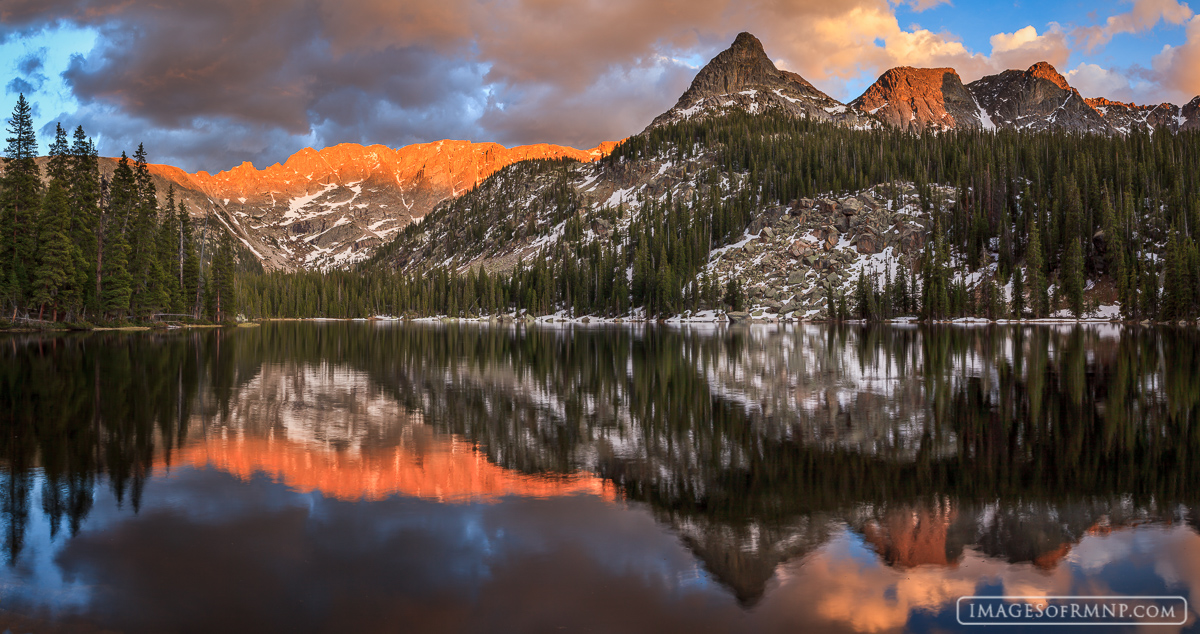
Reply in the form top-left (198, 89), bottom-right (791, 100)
top-left (1, 322), bottom-right (1199, 633)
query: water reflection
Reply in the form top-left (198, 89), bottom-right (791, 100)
top-left (1, 323), bottom-right (1199, 632)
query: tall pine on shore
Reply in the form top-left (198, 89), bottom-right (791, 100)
top-left (1, 94), bottom-right (42, 312)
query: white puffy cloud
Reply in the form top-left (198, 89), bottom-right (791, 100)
top-left (1066, 63), bottom-right (1135, 100)
top-left (987, 25), bottom-right (1072, 77)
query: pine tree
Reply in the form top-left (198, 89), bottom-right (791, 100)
top-left (211, 231), bottom-right (238, 322)
top-left (30, 182), bottom-right (78, 321)
top-left (178, 201), bottom-right (200, 317)
top-left (1, 94), bottom-right (42, 308)
top-left (1062, 236), bottom-right (1085, 317)
top-left (70, 126), bottom-right (101, 312)
top-left (46, 124), bottom-right (71, 185)
top-left (723, 277), bottom-right (744, 312)
top-left (1161, 226), bottom-right (1193, 321)
top-left (1012, 267), bottom-right (1026, 318)
top-left (1026, 216), bottom-right (1048, 317)
top-left (101, 225), bottom-right (132, 319)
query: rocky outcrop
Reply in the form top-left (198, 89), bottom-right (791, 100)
top-left (967, 62), bottom-right (1110, 134)
top-left (649, 32), bottom-right (872, 129)
top-left (851, 67), bottom-right (984, 132)
top-left (1085, 96), bottom-right (1200, 134)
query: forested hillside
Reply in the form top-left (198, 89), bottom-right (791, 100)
top-left (239, 109), bottom-right (1200, 322)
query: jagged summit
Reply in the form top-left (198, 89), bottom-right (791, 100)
top-left (966, 61), bottom-right (1110, 134)
top-left (649, 32), bottom-right (870, 129)
top-left (850, 67), bottom-right (985, 132)
top-left (674, 32), bottom-right (830, 106)
top-left (1025, 61), bottom-right (1070, 90)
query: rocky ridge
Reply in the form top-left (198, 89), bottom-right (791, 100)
top-left (47, 140), bottom-right (617, 271)
top-left (197, 140), bottom-right (616, 270)
top-left (1085, 96), bottom-right (1200, 134)
top-left (850, 60), bottom-right (1200, 135)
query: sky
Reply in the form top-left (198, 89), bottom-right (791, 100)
top-left (1, 0), bottom-right (1198, 173)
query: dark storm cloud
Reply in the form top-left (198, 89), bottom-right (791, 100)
top-left (0, 0), bottom-right (739, 170)
top-left (8, 0), bottom-right (1009, 171)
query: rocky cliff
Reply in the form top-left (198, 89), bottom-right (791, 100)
top-left (966, 62), bottom-right (1111, 134)
top-left (850, 67), bottom-right (985, 132)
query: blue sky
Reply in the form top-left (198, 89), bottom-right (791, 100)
top-left (2, 0), bottom-right (1197, 172)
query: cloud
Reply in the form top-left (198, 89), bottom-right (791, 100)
top-left (1, 0), bottom-right (1192, 172)
top-left (987, 25), bottom-right (1071, 74)
top-left (1073, 0), bottom-right (1194, 52)
top-left (1066, 63), bottom-right (1135, 99)
top-left (7, 47), bottom-right (48, 95)
top-left (6, 77), bottom-right (37, 95)
top-left (16, 48), bottom-right (44, 75)
top-left (899, 0), bottom-right (953, 11)
top-left (1152, 14), bottom-right (1200, 100)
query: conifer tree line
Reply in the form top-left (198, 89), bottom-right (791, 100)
top-left (0, 94), bottom-right (243, 324)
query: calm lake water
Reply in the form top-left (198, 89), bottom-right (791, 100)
top-left (2, 322), bottom-right (1199, 633)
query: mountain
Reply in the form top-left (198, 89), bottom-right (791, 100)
top-left (1084, 96), bottom-right (1200, 134)
top-left (849, 67), bottom-right (986, 132)
top-left (851, 60), bottom-right (1200, 135)
top-left (70, 140), bottom-right (616, 270)
top-left (648, 32), bottom-right (871, 129)
top-left (186, 140), bottom-right (615, 269)
top-left (965, 62), bottom-right (1111, 134)
top-left (51, 32), bottom-right (1199, 276)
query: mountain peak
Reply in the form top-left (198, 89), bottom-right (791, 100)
top-left (850, 66), bottom-right (982, 132)
top-left (1025, 62), bottom-right (1070, 90)
top-left (730, 31), bottom-right (766, 53)
top-left (649, 31), bottom-right (866, 130)
top-left (675, 31), bottom-right (788, 104)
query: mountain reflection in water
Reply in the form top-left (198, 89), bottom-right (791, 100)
top-left (1, 322), bottom-right (1198, 633)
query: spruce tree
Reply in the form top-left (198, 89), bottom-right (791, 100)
top-left (1026, 216), bottom-right (1048, 317)
top-left (1, 94), bottom-right (42, 308)
top-left (1012, 267), bottom-right (1026, 318)
top-left (46, 123), bottom-right (71, 185)
top-left (178, 201), bottom-right (200, 317)
top-left (31, 182), bottom-right (78, 321)
top-left (101, 224), bottom-right (132, 319)
top-left (211, 231), bottom-right (238, 322)
top-left (70, 126), bottom-right (101, 312)
top-left (1062, 236), bottom-right (1085, 317)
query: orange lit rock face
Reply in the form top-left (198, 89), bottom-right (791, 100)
top-left (192, 139), bottom-right (615, 270)
top-left (103, 139), bottom-right (614, 271)
top-left (850, 67), bottom-right (982, 132)
top-left (190, 140), bottom-right (613, 206)
top-left (166, 435), bottom-right (615, 503)
top-left (1025, 61), bottom-right (1071, 90)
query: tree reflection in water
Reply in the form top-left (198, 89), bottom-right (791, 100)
top-left (1, 322), bottom-right (1198, 616)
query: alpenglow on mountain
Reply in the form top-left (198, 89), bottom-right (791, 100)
top-left (83, 31), bottom-right (1200, 272)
